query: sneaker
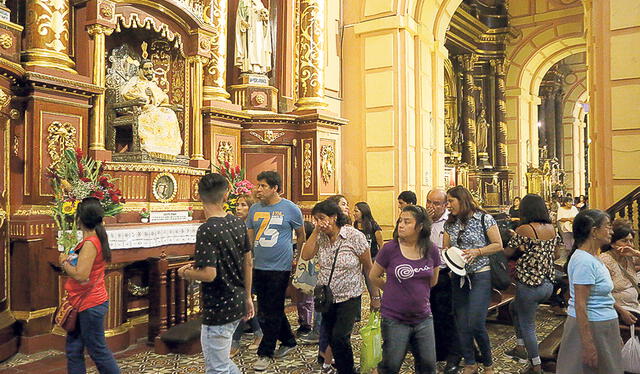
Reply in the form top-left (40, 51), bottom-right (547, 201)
top-left (505, 346), bottom-right (528, 362)
top-left (299, 331), bottom-right (320, 344)
top-left (321, 364), bottom-right (336, 373)
top-left (253, 356), bottom-right (272, 371)
top-left (274, 344), bottom-right (296, 358)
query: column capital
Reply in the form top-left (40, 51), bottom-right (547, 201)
top-left (457, 54), bottom-right (478, 72)
top-left (86, 24), bottom-right (114, 37)
top-left (489, 58), bottom-right (506, 75)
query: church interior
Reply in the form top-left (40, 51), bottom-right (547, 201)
top-left (0, 0), bottom-right (639, 373)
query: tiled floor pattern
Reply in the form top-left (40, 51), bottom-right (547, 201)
top-left (0, 305), bottom-right (563, 373)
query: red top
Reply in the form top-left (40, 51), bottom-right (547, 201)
top-left (64, 236), bottom-right (108, 312)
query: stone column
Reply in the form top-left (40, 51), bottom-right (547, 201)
top-left (87, 24), bottom-right (113, 152)
top-left (294, 0), bottom-right (328, 111)
top-left (203, 0), bottom-right (231, 102)
top-left (458, 54), bottom-right (478, 167)
top-left (541, 86), bottom-right (556, 160)
top-left (554, 89), bottom-right (564, 168)
top-left (491, 59), bottom-right (508, 169)
top-left (189, 56), bottom-right (206, 162)
top-left (23, 0), bottom-right (76, 73)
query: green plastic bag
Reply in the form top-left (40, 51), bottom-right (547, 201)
top-left (359, 311), bottom-right (382, 373)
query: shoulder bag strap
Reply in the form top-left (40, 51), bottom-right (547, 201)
top-left (528, 223), bottom-right (539, 239)
top-left (326, 237), bottom-right (342, 287)
top-left (480, 212), bottom-right (489, 244)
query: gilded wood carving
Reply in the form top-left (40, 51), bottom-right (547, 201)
top-left (46, 121), bottom-right (77, 167)
top-left (320, 144), bottom-right (334, 184)
top-left (303, 142), bottom-right (312, 188)
top-left (249, 130), bottom-right (285, 144)
top-left (216, 141), bottom-right (234, 165)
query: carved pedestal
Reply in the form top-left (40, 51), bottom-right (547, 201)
top-left (229, 75), bottom-right (278, 112)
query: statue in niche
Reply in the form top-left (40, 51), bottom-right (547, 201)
top-left (120, 59), bottom-right (183, 157)
top-left (476, 107), bottom-right (490, 154)
top-left (234, 0), bottom-right (272, 74)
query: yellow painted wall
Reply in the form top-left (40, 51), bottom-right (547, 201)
top-left (587, 0), bottom-right (640, 208)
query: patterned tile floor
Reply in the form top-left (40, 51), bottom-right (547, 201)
top-left (0, 303), bottom-right (564, 374)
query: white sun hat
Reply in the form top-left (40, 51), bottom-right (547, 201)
top-left (443, 246), bottom-right (467, 276)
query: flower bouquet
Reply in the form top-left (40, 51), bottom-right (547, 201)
top-left (213, 161), bottom-right (254, 213)
top-left (47, 148), bottom-right (125, 253)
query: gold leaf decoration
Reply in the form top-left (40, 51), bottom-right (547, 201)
top-left (303, 142), bottom-right (312, 188)
top-left (46, 121), bottom-right (77, 167)
top-left (320, 144), bottom-right (334, 184)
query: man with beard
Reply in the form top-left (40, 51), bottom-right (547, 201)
top-left (121, 59), bottom-right (182, 157)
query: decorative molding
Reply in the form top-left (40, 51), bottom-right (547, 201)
top-left (249, 130), bottom-right (285, 144)
top-left (0, 33), bottom-right (12, 49)
top-left (216, 140), bottom-right (234, 165)
top-left (12, 307), bottom-right (57, 322)
top-left (12, 205), bottom-right (53, 216)
top-left (46, 121), bottom-right (77, 167)
top-left (303, 142), bottom-right (312, 188)
top-left (0, 88), bottom-right (10, 108)
top-left (103, 162), bottom-right (207, 175)
top-left (114, 13), bottom-right (184, 55)
top-left (320, 144), bottom-right (334, 184)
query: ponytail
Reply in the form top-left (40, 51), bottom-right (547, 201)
top-left (95, 223), bottom-right (111, 263)
top-left (77, 197), bottom-right (111, 263)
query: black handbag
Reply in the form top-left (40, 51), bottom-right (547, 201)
top-left (481, 213), bottom-right (512, 291)
top-left (314, 241), bottom-right (341, 313)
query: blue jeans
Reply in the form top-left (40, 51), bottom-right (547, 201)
top-left (66, 301), bottom-right (120, 374)
top-left (201, 320), bottom-right (242, 374)
top-left (510, 280), bottom-right (553, 362)
top-left (378, 316), bottom-right (436, 374)
top-left (451, 271), bottom-right (493, 366)
top-left (231, 317), bottom-right (262, 346)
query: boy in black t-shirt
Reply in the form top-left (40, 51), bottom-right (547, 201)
top-left (178, 173), bottom-right (254, 373)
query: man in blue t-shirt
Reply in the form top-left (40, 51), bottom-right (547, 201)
top-left (246, 171), bottom-right (305, 371)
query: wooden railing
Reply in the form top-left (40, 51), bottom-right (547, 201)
top-left (148, 254), bottom-right (201, 344)
top-left (606, 185), bottom-right (640, 240)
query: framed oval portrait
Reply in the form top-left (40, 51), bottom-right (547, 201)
top-left (152, 173), bottom-right (177, 203)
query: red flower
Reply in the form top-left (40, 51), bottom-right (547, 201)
top-left (99, 176), bottom-right (109, 187)
top-left (77, 163), bottom-right (84, 176)
top-left (235, 165), bottom-right (241, 175)
top-left (231, 168), bottom-right (236, 179)
top-left (224, 161), bottom-right (230, 169)
top-left (80, 177), bottom-right (90, 183)
top-left (91, 190), bottom-right (105, 200)
top-left (111, 194), bottom-right (120, 204)
top-left (75, 148), bottom-right (83, 160)
top-left (220, 168), bottom-right (227, 177)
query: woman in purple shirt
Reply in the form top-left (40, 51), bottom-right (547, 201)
top-left (369, 205), bottom-right (440, 374)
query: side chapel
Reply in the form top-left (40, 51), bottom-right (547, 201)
top-left (0, 0), bottom-right (344, 357)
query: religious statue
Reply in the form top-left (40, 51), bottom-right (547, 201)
top-left (476, 107), bottom-right (490, 154)
top-left (120, 59), bottom-right (183, 157)
top-left (234, 0), bottom-right (272, 74)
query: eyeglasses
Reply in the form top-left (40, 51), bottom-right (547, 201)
top-left (426, 199), bottom-right (446, 206)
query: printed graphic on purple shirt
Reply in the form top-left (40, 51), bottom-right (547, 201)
top-left (375, 240), bottom-right (441, 324)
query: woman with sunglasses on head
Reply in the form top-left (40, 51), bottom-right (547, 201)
top-left (369, 205), bottom-right (440, 374)
top-left (443, 186), bottom-right (504, 374)
top-left (556, 210), bottom-right (622, 374)
top-left (598, 219), bottom-right (640, 325)
top-left (504, 194), bottom-right (563, 374)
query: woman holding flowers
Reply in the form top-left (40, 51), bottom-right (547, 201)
top-left (59, 197), bottom-right (120, 374)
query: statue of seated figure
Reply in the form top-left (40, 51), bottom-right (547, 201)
top-left (119, 59), bottom-right (183, 158)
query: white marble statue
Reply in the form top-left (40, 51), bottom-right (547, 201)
top-left (234, 0), bottom-right (272, 74)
